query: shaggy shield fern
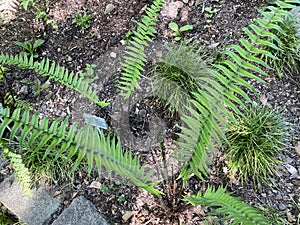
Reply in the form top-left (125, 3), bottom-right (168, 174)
top-left (0, 108), bottom-right (162, 195)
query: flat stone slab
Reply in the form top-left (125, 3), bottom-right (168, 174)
top-left (0, 175), bottom-right (60, 225)
top-left (52, 196), bottom-right (110, 225)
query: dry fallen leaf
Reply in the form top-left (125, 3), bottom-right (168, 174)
top-left (89, 181), bottom-right (101, 189)
top-left (0, 0), bottom-right (19, 23)
top-left (259, 94), bottom-right (268, 106)
top-left (295, 141), bottom-right (300, 157)
top-left (287, 212), bottom-right (296, 223)
top-left (122, 210), bottom-right (136, 222)
top-left (284, 164), bottom-right (298, 178)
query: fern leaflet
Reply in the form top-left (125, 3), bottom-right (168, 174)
top-left (184, 186), bottom-right (270, 225)
top-left (0, 140), bottom-right (32, 196)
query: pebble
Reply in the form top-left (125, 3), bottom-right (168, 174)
top-left (67, 56), bottom-right (72, 62)
top-left (61, 112), bottom-right (67, 117)
top-left (105, 4), bottom-right (116, 14)
top-left (19, 85), bottom-right (29, 95)
top-left (278, 203), bottom-right (287, 211)
top-left (110, 52), bottom-right (117, 58)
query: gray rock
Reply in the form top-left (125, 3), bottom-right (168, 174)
top-left (0, 175), bottom-right (60, 225)
top-left (52, 196), bottom-right (110, 225)
top-left (19, 85), bottom-right (29, 95)
top-left (278, 203), bottom-right (287, 211)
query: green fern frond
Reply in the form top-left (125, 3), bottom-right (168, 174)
top-left (210, 0), bottom-right (299, 111)
top-left (71, 125), bottom-right (162, 195)
top-left (0, 53), bottom-right (109, 107)
top-left (243, 0), bottom-right (299, 76)
top-left (152, 44), bottom-right (254, 182)
top-left (0, 108), bottom-right (162, 195)
top-left (175, 91), bottom-right (231, 183)
top-left (4, 93), bottom-right (32, 110)
top-left (118, 0), bottom-right (165, 98)
top-left (184, 186), bottom-right (269, 225)
top-left (0, 140), bottom-right (32, 196)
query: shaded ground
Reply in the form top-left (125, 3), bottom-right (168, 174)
top-left (0, 0), bottom-right (299, 224)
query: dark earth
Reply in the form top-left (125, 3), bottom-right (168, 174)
top-left (0, 0), bottom-right (300, 224)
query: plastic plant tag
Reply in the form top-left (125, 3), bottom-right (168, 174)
top-left (0, 103), bottom-right (3, 114)
top-left (83, 113), bottom-right (108, 130)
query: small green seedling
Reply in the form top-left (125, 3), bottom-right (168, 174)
top-left (32, 79), bottom-right (50, 97)
top-left (72, 12), bottom-right (92, 33)
top-left (20, 0), bottom-right (34, 11)
top-left (14, 39), bottom-right (45, 57)
top-left (204, 7), bottom-right (219, 18)
top-left (100, 184), bottom-right (109, 194)
top-left (168, 22), bottom-right (193, 41)
top-left (117, 195), bottom-right (126, 203)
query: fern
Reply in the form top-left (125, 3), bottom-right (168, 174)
top-left (4, 93), bottom-right (32, 110)
top-left (0, 140), bottom-right (32, 196)
top-left (175, 91), bottom-right (232, 183)
top-left (0, 108), bottom-right (162, 195)
top-left (0, 53), bottom-right (109, 107)
top-left (172, 0), bottom-right (300, 183)
top-left (0, 0), bottom-right (19, 23)
top-left (221, 0), bottom-right (300, 78)
top-left (151, 44), bottom-right (242, 182)
top-left (184, 186), bottom-right (269, 225)
top-left (118, 0), bottom-right (165, 98)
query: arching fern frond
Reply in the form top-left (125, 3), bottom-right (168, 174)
top-left (118, 0), bottom-right (165, 98)
top-left (216, 0), bottom-right (300, 78)
top-left (0, 108), bottom-right (162, 195)
top-left (153, 44), bottom-right (254, 182)
top-left (0, 53), bottom-right (109, 107)
top-left (0, 140), bottom-right (32, 196)
top-left (184, 186), bottom-right (269, 225)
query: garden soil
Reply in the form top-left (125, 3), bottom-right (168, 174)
top-left (0, 0), bottom-right (299, 224)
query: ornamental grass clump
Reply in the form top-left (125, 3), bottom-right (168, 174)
top-left (223, 103), bottom-right (289, 187)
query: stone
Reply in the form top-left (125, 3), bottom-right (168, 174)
top-left (19, 85), bottom-right (29, 95)
top-left (105, 4), bottom-right (116, 14)
top-left (278, 203), bottom-right (287, 211)
top-left (52, 196), bottom-right (110, 225)
top-left (110, 52), bottom-right (117, 58)
top-left (0, 175), bottom-right (60, 225)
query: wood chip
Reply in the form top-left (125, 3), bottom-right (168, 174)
top-left (295, 141), bottom-right (300, 157)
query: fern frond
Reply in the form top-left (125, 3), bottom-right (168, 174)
top-left (118, 0), bottom-right (165, 98)
top-left (0, 53), bottom-right (109, 107)
top-left (0, 140), bottom-right (32, 196)
top-left (184, 186), bottom-right (269, 225)
top-left (0, 0), bottom-right (19, 23)
top-left (0, 108), bottom-right (162, 195)
top-left (152, 44), bottom-right (252, 182)
top-left (242, 0), bottom-right (300, 76)
top-left (175, 91), bottom-right (231, 183)
top-left (210, 0), bottom-right (299, 111)
top-left (4, 93), bottom-right (32, 110)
